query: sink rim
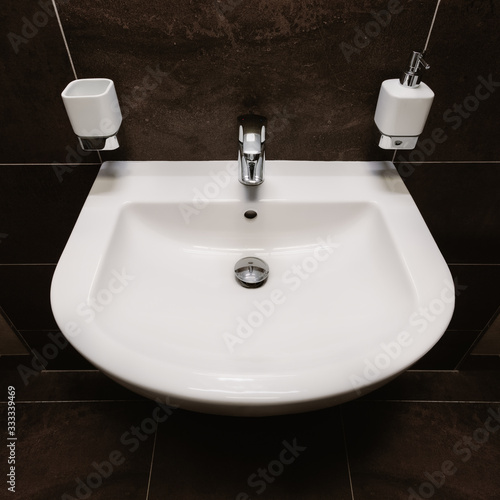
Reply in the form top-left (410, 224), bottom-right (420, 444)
top-left (51, 160), bottom-right (454, 415)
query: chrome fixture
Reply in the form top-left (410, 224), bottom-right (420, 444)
top-left (78, 136), bottom-right (120, 151)
top-left (237, 114), bottom-right (267, 186)
top-left (400, 51), bottom-right (430, 88)
top-left (234, 257), bottom-right (269, 288)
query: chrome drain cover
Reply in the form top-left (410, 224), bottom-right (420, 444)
top-left (234, 257), bottom-right (269, 288)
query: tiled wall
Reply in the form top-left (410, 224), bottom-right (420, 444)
top-left (1, 0), bottom-right (499, 370)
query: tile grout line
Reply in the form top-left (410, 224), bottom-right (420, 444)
top-left (0, 263), bottom-right (57, 266)
top-left (352, 400), bottom-right (500, 404)
top-left (52, 0), bottom-right (78, 79)
top-left (340, 407), bottom-right (355, 500)
top-left (0, 163), bottom-right (102, 166)
top-left (406, 369), bottom-right (459, 372)
top-left (0, 400), bottom-right (148, 404)
top-left (145, 423), bottom-right (159, 499)
top-left (440, 329), bottom-right (482, 333)
top-left (393, 161), bottom-right (500, 164)
top-left (38, 369), bottom-right (100, 372)
top-left (447, 263), bottom-right (500, 266)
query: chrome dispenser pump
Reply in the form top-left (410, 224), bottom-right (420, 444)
top-left (400, 51), bottom-right (431, 88)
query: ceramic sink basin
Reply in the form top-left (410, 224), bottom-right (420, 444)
top-left (51, 161), bottom-right (454, 415)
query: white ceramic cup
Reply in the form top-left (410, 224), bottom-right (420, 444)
top-left (61, 78), bottom-right (122, 138)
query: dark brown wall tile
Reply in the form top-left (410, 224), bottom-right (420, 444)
top-left (19, 330), bottom-right (96, 370)
top-left (56, 0), bottom-right (435, 161)
top-left (397, 163), bottom-right (500, 264)
top-left (460, 354), bottom-right (500, 370)
top-left (0, 164), bottom-right (100, 264)
top-left (1, 2), bottom-right (99, 163)
top-left (0, 307), bottom-right (28, 355)
top-left (393, 262), bottom-right (500, 369)
top-left (473, 307), bottom-right (500, 355)
top-left (410, 0), bottom-right (500, 162)
top-left (363, 370), bottom-right (500, 401)
top-left (411, 330), bottom-right (481, 370)
top-left (448, 265), bottom-right (500, 331)
top-left (0, 265), bottom-right (57, 330)
top-left (0, 370), bottom-right (144, 402)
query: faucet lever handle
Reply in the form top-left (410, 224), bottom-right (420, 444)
top-left (237, 114), bottom-right (267, 186)
top-left (237, 114), bottom-right (267, 144)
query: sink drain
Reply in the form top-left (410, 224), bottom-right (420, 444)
top-left (234, 257), bottom-right (269, 288)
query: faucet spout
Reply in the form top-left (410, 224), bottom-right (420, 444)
top-left (238, 114), bottom-right (267, 186)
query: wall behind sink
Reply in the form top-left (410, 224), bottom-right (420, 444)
top-left (1, 0), bottom-right (499, 371)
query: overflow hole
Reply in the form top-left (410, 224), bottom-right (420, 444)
top-left (244, 210), bottom-right (258, 220)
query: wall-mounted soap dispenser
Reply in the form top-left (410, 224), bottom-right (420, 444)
top-left (61, 78), bottom-right (122, 151)
top-left (374, 51), bottom-right (434, 149)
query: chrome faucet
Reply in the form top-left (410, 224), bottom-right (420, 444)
top-left (238, 114), bottom-right (267, 186)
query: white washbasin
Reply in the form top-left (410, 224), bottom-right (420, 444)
top-left (51, 161), bottom-right (454, 415)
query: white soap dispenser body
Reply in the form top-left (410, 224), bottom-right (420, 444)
top-left (374, 51), bottom-right (434, 149)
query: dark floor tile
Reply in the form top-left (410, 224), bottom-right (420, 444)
top-left (343, 401), bottom-right (500, 500)
top-left (149, 407), bottom-right (352, 499)
top-left (0, 369), bottom-right (144, 402)
top-left (396, 163), bottom-right (500, 264)
top-left (362, 370), bottom-right (500, 402)
top-left (0, 265), bottom-right (57, 330)
top-left (19, 330), bottom-right (96, 370)
top-left (410, 330), bottom-right (481, 370)
top-left (1, 2), bottom-right (100, 163)
top-left (0, 164), bottom-right (100, 264)
top-left (0, 401), bottom-right (155, 499)
top-left (447, 265), bottom-right (500, 331)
